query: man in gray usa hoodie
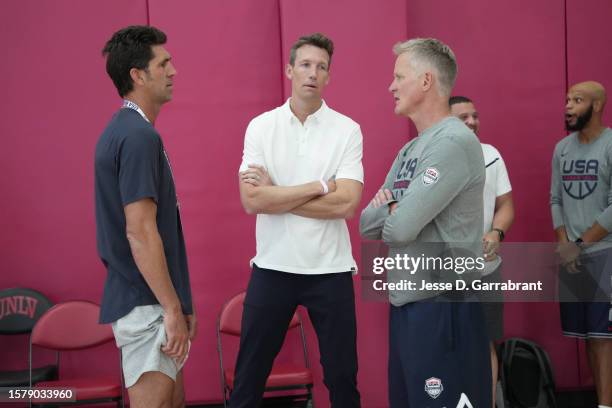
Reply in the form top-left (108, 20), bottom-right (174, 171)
top-left (359, 38), bottom-right (490, 408)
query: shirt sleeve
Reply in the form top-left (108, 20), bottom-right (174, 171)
top-left (118, 129), bottom-right (161, 206)
top-left (550, 144), bottom-right (565, 229)
top-left (335, 125), bottom-right (364, 183)
top-left (359, 151), bottom-right (401, 240)
top-left (595, 144), bottom-right (612, 232)
top-left (382, 137), bottom-right (474, 246)
top-left (239, 118), bottom-right (265, 173)
top-left (495, 152), bottom-right (512, 196)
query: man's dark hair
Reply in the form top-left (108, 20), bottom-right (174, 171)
top-left (102, 25), bottom-right (167, 97)
top-left (289, 33), bottom-right (334, 67)
top-left (449, 95), bottom-right (473, 106)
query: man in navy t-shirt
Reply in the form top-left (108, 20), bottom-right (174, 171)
top-left (95, 25), bottom-right (194, 408)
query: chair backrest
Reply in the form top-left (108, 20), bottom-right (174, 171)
top-left (0, 287), bottom-right (53, 334)
top-left (31, 301), bottom-right (113, 351)
top-left (218, 292), bottom-right (300, 336)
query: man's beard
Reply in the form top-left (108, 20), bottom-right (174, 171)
top-left (566, 104), bottom-right (593, 131)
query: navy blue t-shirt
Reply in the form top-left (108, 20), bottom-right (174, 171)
top-left (95, 108), bottom-right (192, 324)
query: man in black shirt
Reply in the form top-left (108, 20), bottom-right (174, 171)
top-left (95, 25), bottom-right (195, 408)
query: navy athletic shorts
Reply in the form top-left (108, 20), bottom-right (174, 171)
top-left (388, 297), bottom-right (491, 407)
top-left (559, 248), bottom-right (612, 338)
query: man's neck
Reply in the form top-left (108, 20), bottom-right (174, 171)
top-left (577, 119), bottom-right (605, 144)
top-left (409, 100), bottom-right (451, 134)
top-left (289, 97), bottom-right (323, 124)
top-left (124, 93), bottom-right (161, 125)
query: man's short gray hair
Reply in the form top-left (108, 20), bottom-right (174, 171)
top-left (393, 38), bottom-right (457, 97)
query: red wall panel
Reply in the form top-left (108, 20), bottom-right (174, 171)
top-left (0, 0), bottom-right (147, 379)
top-left (2, 0), bottom-right (609, 403)
top-left (567, 0), bottom-right (612, 126)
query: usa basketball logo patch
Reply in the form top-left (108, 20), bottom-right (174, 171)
top-left (423, 167), bottom-right (439, 185)
top-left (561, 159), bottom-right (598, 200)
top-left (424, 377), bottom-right (443, 399)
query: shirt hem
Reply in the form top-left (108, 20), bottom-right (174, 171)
top-left (251, 260), bottom-right (358, 275)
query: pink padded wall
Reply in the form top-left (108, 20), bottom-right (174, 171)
top-left (0, 0), bottom-right (146, 303)
top-left (1, 0), bottom-right (609, 404)
top-left (567, 0), bottom-right (612, 126)
top-left (0, 0), bottom-right (147, 380)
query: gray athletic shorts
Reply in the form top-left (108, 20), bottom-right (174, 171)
top-left (112, 305), bottom-right (188, 388)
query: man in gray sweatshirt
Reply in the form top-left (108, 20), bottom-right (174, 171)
top-left (551, 81), bottom-right (611, 407)
top-left (360, 38), bottom-right (490, 407)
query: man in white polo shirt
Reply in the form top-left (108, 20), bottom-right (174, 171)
top-left (232, 33), bottom-right (363, 408)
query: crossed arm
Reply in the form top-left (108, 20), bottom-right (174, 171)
top-left (239, 164), bottom-right (362, 219)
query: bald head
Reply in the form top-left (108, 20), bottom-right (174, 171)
top-left (565, 81), bottom-right (607, 131)
top-left (570, 81), bottom-right (607, 106)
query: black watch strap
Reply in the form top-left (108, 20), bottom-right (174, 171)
top-left (575, 238), bottom-right (584, 248)
top-left (492, 228), bottom-right (505, 242)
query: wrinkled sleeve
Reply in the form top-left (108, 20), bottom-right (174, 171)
top-left (382, 138), bottom-right (472, 246)
top-left (119, 129), bottom-right (161, 206)
top-left (359, 151), bottom-right (401, 240)
top-left (550, 145), bottom-right (565, 230)
top-left (335, 125), bottom-right (364, 183)
top-left (595, 145), bottom-right (612, 232)
top-left (239, 118), bottom-right (265, 173)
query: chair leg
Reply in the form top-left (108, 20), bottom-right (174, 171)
top-left (308, 386), bottom-right (315, 408)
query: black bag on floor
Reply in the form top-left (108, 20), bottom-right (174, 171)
top-left (498, 338), bottom-right (558, 408)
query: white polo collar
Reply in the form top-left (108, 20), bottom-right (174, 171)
top-left (282, 98), bottom-right (328, 124)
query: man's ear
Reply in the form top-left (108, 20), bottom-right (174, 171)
top-left (593, 99), bottom-right (604, 113)
top-left (422, 71), bottom-right (433, 92)
top-left (285, 64), bottom-right (293, 81)
top-left (130, 68), bottom-right (145, 85)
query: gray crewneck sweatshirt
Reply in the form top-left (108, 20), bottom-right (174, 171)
top-left (360, 117), bottom-right (485, 306)
top-left (550, 128), bottom-right (612, 251)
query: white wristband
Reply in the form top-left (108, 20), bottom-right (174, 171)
top-left (319, 179), bottom-right (329, 195)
